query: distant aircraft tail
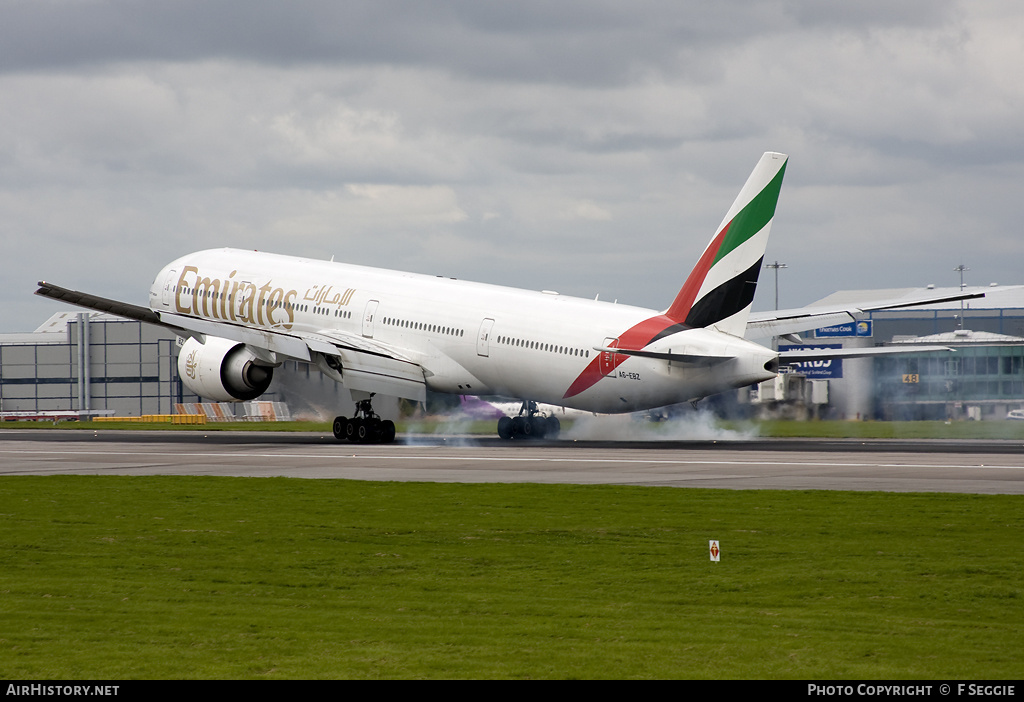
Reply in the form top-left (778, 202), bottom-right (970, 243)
top-left (665, 151), bottom-right (788, 336)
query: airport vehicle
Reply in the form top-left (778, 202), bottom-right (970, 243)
top-left (36, 152), bottom-right (975, 442)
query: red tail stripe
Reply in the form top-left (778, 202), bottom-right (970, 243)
top-left (563, 215), bottom-right (736, 399)
top-left (664, 221), bottom-right (731, 323)
top-left (562, 314), bottom-right (679, 399)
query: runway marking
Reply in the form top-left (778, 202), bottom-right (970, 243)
top-left (2, 448), bottom-right (1023, 471)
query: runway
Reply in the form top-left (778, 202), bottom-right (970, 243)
top-left (2, 430), bottom-right (1024, 493)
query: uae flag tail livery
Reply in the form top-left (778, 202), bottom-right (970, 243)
top-left (668, 151), bottom-right (787, 336)
top-left (561, 152), bottom-right (787, 402)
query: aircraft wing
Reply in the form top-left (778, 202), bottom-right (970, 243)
top-left (35, 282), bottom-right (427, 402)
top-left (299, 329), bottom-right (427, 402)
top-left (35, 282), bottom-right (176, 329)
top-left (746, 288), bottom-right (988, 339)
top-left (157, 313), bottom-right (428, 402)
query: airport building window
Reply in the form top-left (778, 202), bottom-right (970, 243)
top-left (875, 344), bottom-right (1024, 419)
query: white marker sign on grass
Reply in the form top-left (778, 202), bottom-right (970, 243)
top-left (709, 540), bottom-right (720, 562)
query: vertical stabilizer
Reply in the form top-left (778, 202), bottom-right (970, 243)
top-left (665, 151), bottom-right (788, 336)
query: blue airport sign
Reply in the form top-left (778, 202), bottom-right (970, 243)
top-left (779, 344), bottom-right (843, 379)
top-left (815, 320), bottom-right (872, 338)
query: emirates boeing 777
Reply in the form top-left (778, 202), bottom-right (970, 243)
top-left (36, 152), bottom-right (977, 442)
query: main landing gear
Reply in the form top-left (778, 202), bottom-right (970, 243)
top-left (497, 401), bottom-right (560, 440)
top-left (333, 397), bottom-right (396, 444)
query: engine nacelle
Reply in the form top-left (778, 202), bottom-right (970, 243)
top-left (177, 336), bottom-right (274, 402)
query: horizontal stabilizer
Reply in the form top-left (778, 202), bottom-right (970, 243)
top-left (858, 291), bottom-right (986, 312)
top-left (747, 288), bottom-right (988, 339)
top-left (779, 345), bottom-right (952, 363)
top-left (747, 311), bottom-right (856, 339)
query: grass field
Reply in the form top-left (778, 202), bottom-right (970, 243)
top-left (1, 476), bottom-right (1021, 679)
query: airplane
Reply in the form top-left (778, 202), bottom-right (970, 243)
top-left (36, 152), bottom-right (978, 443)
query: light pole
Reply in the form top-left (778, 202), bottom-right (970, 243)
top-left (954, 263), bottom-right (969, 330)
top-left (765, 260), bottom-right (788, 310)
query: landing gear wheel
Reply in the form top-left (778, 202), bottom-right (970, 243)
top-left (496, 401), bottom-right (560, 440)
top-left (356, 419), bottom-right (373, 443)
top-left (511, 416), bottom-right (526, 436)
top-left (537, 416), bottom-right (554, 438)
top-left (332, 416), bottom-right (348, 441)
top-left (497, 416), bottom-right (513, 440)
top-left (521, 417), bottom-right (535, 437)
top-left (545, 415), bottom-right (561, 439)
top-left (335, 396), bottom-right (396, 444)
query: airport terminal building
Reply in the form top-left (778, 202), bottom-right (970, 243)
top-left (762, 285), bottom-right (1024, 421)
top-left (0, 312), bottom-right (183, 418)
top-left (4, 285), bottom-right (1024, 421)
top-left (0, 311), bottom-right (352, 420)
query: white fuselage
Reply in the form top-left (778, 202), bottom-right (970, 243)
top-left (149, 248), bottom-right (778, 413)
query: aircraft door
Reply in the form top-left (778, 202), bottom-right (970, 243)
top-left (600, 337), bottom-right (619, 376)
top-left (362, 300), bottom-right (379, 338)
top-left (161, 270), bottom-right (176, 308)
top-left (477, 318), bottom-right (495, 357)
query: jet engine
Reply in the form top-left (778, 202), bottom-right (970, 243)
top-left (177, 336), bottom-right (275, 402)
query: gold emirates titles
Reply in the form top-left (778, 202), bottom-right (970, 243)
top-left (174, 266), bottom-right (355, 331)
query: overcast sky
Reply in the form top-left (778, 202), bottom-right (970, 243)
top-left (3, 1), bottom-right (1022, 331)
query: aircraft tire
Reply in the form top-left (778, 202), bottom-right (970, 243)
top-left (527, 416), bottom-right (545, 438)
top-left (357, 419), bottom-right (381, 444)
top-left (545, 415), bottom-right (561, 439)
top-left (497, 416), bottom-right (513, 440)
top-left (511, 416), bottom-right (526, 436)
top-left (346, 418), bottom-right (360, 442)
top-left (332, 416), bottom-right (347, 441)
top-left (381, 420), bottom-right (396, 443)
top-left (520, 417), bottom-right (534, 437)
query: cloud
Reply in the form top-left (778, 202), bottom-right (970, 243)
top-left (558, 200), bottom-right (613, 221)
top-left (4, 1), bottom-right (1024, 331)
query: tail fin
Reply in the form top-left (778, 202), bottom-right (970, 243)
top-left (665, 151), bottom-right (787, 336)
